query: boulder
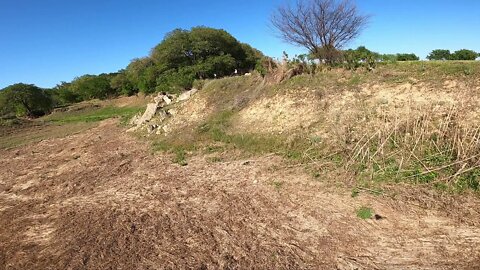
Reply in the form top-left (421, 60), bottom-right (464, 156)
top-left (177, 88), bottom-right (198, 102)
top-left (163, 95), bottom-right (172, 105)
top-left (166, 109), bottom-right (177, 116)
top-left (136, 103), bottom-right (158, 125)
top-left (147, 124), bottom-right (158, 134)
top-left (153, 94), bottom-right (165, 104)
top-left (129, 114), bottom-right (141, 126)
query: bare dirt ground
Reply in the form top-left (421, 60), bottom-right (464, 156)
top-left (1, 119), bottom-right (480, 269)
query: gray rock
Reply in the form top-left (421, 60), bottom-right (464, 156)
top-left (163, 95), bottom-right (172, 105)
top-left (177, 88), bottom-right (198, 102)
top-left (153, 94), bottom-right (165, 104)
top-left (136, 103), bottom-right (158, 126)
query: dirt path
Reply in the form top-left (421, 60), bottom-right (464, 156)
top-left (1, 120), bottom-right (479, 269)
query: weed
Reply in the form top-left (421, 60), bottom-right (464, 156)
top-left (356, 206), bottom-right (374, 219)
top-left (272, 180), bottom-right (284, 190)
top-left (207, 156), bottom-right (223, 163)
top-left (455, 169), bottom-right (480, 192)
top-left (173, 148), bottom-right (188, 166)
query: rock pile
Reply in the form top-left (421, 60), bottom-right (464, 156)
top-left (127, 88), bottom-right (198, 134)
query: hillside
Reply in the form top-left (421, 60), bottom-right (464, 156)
top-left (1, 62), bottom-right (480, 269)
top-left (142, 61), bottom-right (480, 194)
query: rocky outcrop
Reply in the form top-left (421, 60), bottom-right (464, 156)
top-left (177, 88), bottom-right (198, 102)
top-left (127, 89), bottom-right (198, 134)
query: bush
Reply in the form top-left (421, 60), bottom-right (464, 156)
top-left (380, 54), bottom-right (398, 63)
top-left (396, 53), bottom-right (419, 61)
top-left (192, 79), bottom-right (206, 90)
top-left (155, 68), bottom-right (196, 93)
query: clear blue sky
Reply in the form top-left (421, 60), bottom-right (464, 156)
top-left (1, 0), bottom-right (479, 89)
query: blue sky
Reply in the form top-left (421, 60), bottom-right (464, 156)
top-left (0, 0), bottom-right (479, 89)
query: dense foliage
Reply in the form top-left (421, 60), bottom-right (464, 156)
top-left (115, 27), bottom-right (264, 95)
top-left (396, 53), bottom-right (420, 61)
top-left (342, 47), bottom-right (422, 70)
top-left (0, 83), bottom-right (53, 117)
top-left (427, 49), bottom-right (478, 61)
top-left (451, 49), bottom-right (478, 61)
top-left (427, 49), bottom-right (452, 60)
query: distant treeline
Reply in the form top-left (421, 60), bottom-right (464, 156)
top-left (344, 47), bottom-right (478, 64)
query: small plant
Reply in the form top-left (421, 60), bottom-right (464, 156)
top-left (207, 156), bottom-right (223, 163)
top-left (173, 149), bottom-right (188, 166)
top-left (356, 206), bottom-right (374, 219)
top-left (463, 68), bottom-right (473, 76)
top-left (272, 180), bottom-right (284, 190)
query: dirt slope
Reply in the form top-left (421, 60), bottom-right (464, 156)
top-left (1, 119), bottom-right (480, 269)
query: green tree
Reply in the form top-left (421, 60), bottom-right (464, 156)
top-left (50, 82), bottom-right (81, 105)
top-left (241, 43), bottom-right (264, 70)
top-left (450, 49), bottom-right (478, 60)
top-left (111, 71), bottom-right (136, 96)
top-left (147, 27), bottom-right (263, 92)
top-left (396, 53), bottom-right (419, 61)
top-left (151, 27), bottom-right (255, 75)
top-left (125, 57), bottom-right (158, 94)
top-left (0, 83), bottom-right (53, 117)
top-left (70, 74), bottom-right (116, 100)
top-left (343, 46), bottom-right (380, 70)
top-left (427, 49), bottom-right (451, 60)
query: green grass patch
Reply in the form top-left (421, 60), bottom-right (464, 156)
top-left (272, 180), bottom-right (284, 190)
top-left (43, 106), bottom-right (143, 124)
top-left (356, 206), bottom-right (374, 219)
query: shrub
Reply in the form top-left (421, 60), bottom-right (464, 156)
top-left (155, 68), bottom-right (196, 93)
top-left (396, 53), bottom-right (419, 61)
top-left (192, 79), bottom-right (206, 90)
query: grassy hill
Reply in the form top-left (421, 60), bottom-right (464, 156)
top-left (146, 61), bottom-right (480, 194)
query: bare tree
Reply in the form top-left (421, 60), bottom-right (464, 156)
top-left (271, 0), bottom-right (369, 63)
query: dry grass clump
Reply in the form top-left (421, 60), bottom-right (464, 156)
top-left (345, 105), bottom-right (480, 192)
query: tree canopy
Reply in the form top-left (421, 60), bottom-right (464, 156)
top-left (69, 74), bottom-right (117, 100)
top-left (396, 53), bottom-right (419, 61)
top-left (427, 49), bottom-right (478, 61)
top-left (113, 27), bottom-right (263, 94)
top-left (427, 49), bottom-right (451, 60)
top-left (451, 49), bottom-right (478, 61)
top-left (0, 83), bottom-right (53, 117)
